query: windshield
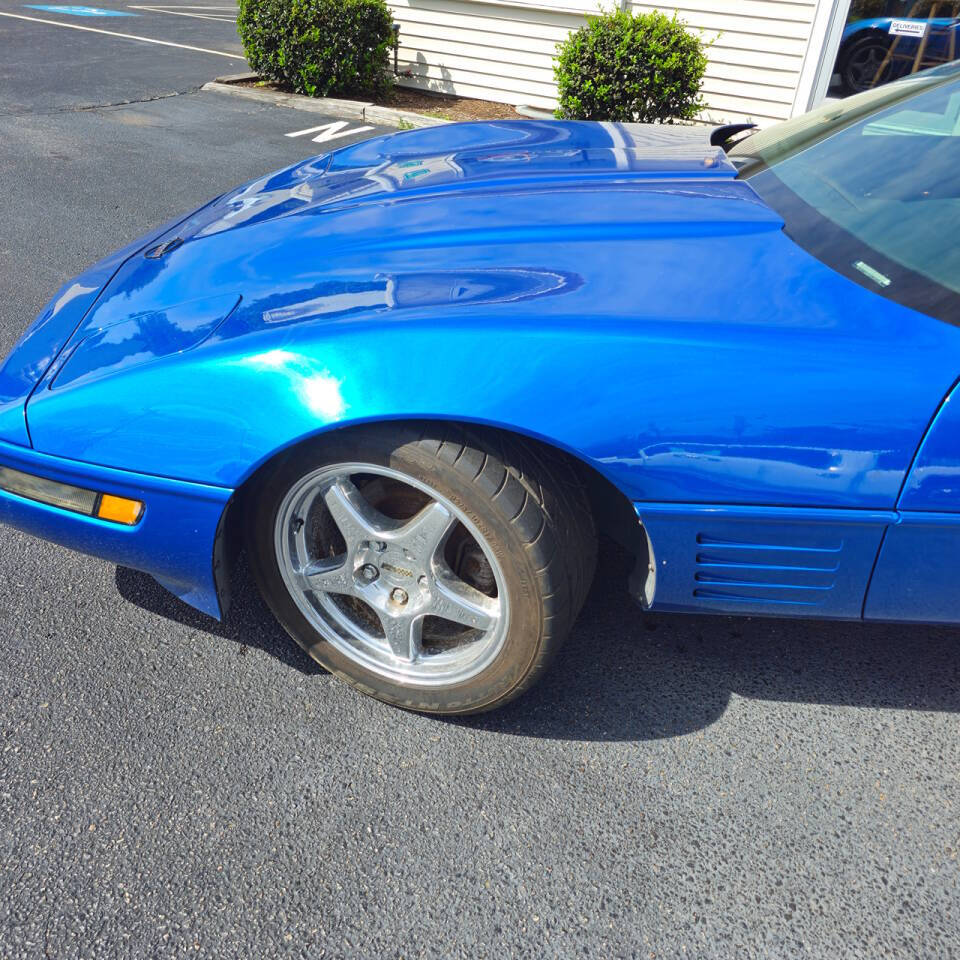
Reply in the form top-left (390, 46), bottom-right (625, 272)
top-left (729, 60), bottom-right (960, 323)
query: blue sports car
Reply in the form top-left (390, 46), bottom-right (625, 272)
top-left (837, 14), bottom-right (960, 93)
top-left (2, 63), bottom-right (959, 714)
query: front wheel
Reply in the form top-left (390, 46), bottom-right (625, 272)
top-left (839, 36), bottom-right (893, 94)
top-left (246, 424), bottom-right (596, 714)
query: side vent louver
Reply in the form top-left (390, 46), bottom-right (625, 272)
top-left (692, 533), bottom-right (841, 607)
top-left (636, 505), bottom-right (890, 619)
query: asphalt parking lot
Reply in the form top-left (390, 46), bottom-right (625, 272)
top-left (1, 4), bottom-right (959, 957)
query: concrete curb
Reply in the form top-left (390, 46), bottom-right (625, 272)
top-left (204, 75), bottom-right (449, 129)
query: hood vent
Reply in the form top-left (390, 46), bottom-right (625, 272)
top-left (145, 237), bottom-right (184, 259)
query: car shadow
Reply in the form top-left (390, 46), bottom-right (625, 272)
top-left (116, 540), bottom-right (960, 742)
top-left (457, 541), bottom-right (960, 741)
top-left (115, 555), bottom-right (324, 676)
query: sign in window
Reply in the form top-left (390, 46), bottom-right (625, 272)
top-left (830, 1), bottom-right (959, 97)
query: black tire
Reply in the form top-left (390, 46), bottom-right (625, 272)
top-left (839, 35), bottom-right (892, 95)
top-left (245, 422), bottom-right (597, 714)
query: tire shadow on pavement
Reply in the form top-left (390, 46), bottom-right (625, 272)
top-left (114, 553), bottom-right (324, 676)
top-left (116, 540), bottom-right (960, 741)
top-left (454, 539), bottom-right (960, 742)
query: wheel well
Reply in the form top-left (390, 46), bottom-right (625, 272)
top-left (218, 419), bottom-right (647, 607)
top-left (839, 28), bottom-right (891, 57)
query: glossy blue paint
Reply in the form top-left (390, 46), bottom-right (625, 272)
top-left (899, 379), bottom-right (960, 512)
top-left (52, 294), bottom-right (241, 389)
top-left (0, 439), bottom-right (230, 617)
top-left (0, 266), bottom-right (121, 448)
top-left (2, 117), bottom-right (960, 622)
top-left (636, 502), bottom-right (893, 618)
top-left (0, 205), bottom-right (218, 448)
top-left (865, 513), bottom-right (960, 623)
top-left (19, 122), bottom-right (960, 511)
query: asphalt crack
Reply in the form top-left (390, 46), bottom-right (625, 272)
top-left (1, 86), bottom-right (201, 118)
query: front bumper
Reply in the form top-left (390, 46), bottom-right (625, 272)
top-left (0, 439), bottom-right (232, 618)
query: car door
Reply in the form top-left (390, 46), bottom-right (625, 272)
top-left (718, 64), bottom-right (960, 623)
top-left (865, 380), bottom-right (960, 621)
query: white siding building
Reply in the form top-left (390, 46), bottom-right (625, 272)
top-left (389, 0), bottom-right (849, 126)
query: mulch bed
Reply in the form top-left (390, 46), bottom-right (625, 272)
top-left (234, 77), bottom-right (522, 122)
top-left (381, 85), bottom-right (520, 121)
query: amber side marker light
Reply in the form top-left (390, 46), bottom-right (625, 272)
top-left (0, 466), bottom-right (143, 525)
top-left (97, 493), bottom-right (144, 525)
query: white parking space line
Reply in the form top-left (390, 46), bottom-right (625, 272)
top-left (129, 5), bottom-right (237, 22)
top-left (0, 9), bottom-right (244, 57)
top-left (286, 121), bottom-right (376, 143)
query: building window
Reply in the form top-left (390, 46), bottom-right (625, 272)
top-left (829, 0), bottom-right (960, 96)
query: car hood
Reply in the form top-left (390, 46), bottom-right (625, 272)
top-left (3, 120), bottom-right (782, 449)
top-left (165, 119), bottom-right (744, 242)
top-left (0, 207), bottom-right (216, 447)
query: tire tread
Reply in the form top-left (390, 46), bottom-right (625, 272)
top-left (406, 423), bottom-right (597, 709)
top-left (248, 421), bottom-right (598, 714)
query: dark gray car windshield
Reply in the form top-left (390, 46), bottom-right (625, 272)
top-left (729, 61), bottom-right (960, 324)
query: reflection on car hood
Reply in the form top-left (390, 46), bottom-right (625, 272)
top-left (16, 119), bottom-right (783, 415)
top-left (169, 120), bottom-right (740, 241)
top-left (76, 119), bottom-right (778, 345)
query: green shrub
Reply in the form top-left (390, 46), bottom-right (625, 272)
top-left (238, 0), bottom-right (394, 99)
top-left (554, 9), bottom-right (708, 123)
top-left (237, 0), bottom-right (286, 80)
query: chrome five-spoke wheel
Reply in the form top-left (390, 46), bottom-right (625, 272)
top-left (275, 464), bottom-right (509, 686)
top-left (248, 424), bottom-right (596, 714)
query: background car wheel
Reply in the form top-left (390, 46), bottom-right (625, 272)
top-left (246, 423), bottom-right (597, 714)
top-left (840, 36), bottom-right (892, 94)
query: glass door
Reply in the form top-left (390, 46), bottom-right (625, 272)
top-left (829, 1), bottom-right (960, 97)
